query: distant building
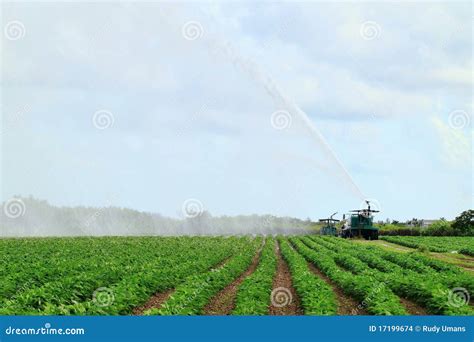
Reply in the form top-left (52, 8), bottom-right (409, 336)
top-left (421, 219), bottom-right (437, 227)
top-left (406, 219), bottom-right (437, 227)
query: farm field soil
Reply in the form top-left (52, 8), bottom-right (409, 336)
top-left (306, 262), bottom-right (365, 315)
top-left (1, 236), bottom-right (473, 316)
top-left (204, 245), bottom-right (262, 315)
top-left (268, 241), bottom-right (302, 315)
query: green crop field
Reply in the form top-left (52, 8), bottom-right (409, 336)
top-left (381, 236), bottom-right (474, 256)
top-left (1, 236), bottom-right (473, 316)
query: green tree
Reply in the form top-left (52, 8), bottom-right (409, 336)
top-left (423, 220), bottom-right (453, 236)
top-left (452, 210), bottom-right (474, 236)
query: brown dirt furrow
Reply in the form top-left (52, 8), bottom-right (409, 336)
top-left (399, 298), bottom-right (428, 315)
top-left (306, 263), bottom-right (368, 315)
top-left (269, 241), bottom-right (303, 315)
top-left (203, 246), bottom-right (263, 315)
top-left (132, 289), bottom-right (174, 315)
top-left (133, 254), bottom-right (233, 315)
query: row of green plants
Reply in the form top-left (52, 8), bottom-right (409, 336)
top-left (318, 236), bottom-right (460, 273)
top-left (0, 237), bottom-right (246, 315)
top-left (381, 236), bottom-right (474, 255)
top-left (232, 238), bottom-right (277, 315)
top-left (460, 248), bottom-right (474, 257)
top-left (0, 237), bottom-right (233, 301)
top-left (290, 237), bottom-right (407, 315)
top-left (0, 237), bottom-right (159, 301)
top-left (321, 236), bottom-right (474, 298)
top-left (278, 238), bottom-right (337, 315)
top-left (305, 237), bottom-right (473, 315)
top-left (59, 239), bottom-right (248, 315)
top-left (145, 238), bottom-right (262, 315)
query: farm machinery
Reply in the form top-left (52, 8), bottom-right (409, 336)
top-left (340, 201), bottom-right (380, 240)
top-left (319, 212), bottom-right (339, 236)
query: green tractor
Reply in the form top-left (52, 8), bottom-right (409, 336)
top-left (319, 212), bottom-right (339, 236)
top-left (340, 201), bottom-right (379, 240)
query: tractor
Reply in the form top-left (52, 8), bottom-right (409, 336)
top-left (340, 200), bottom-right (379, 240)
top-left (319, 212), bottom-right (339, 236)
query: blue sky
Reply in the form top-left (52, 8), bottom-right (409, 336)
top-left (1, 1), bottom-right (472, 221)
